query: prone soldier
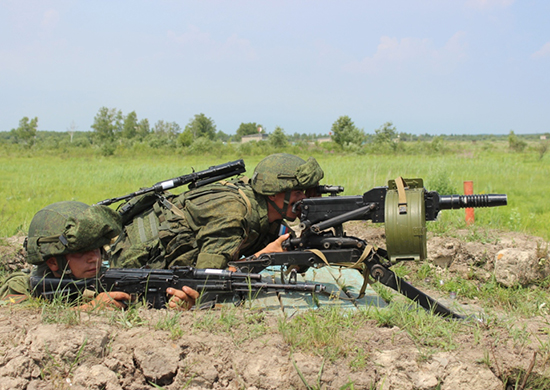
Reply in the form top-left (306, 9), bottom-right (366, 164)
top-left (109, 153), bottom-right (324, 270)
top-left (0, 201), bottom-right (198, 309)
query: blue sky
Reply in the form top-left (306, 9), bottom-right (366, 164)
top-left (1, 0), bottom-right (548, 136)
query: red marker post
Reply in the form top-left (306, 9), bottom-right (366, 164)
top-left (464, 181), bottom-right (474, 225)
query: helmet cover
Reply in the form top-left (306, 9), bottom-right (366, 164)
top-left (25, 201), bottom-right (122, 265)
top-left (251, 153), bottom-right (324, 195)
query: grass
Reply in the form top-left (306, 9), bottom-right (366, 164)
top-left (379, 248), bottom-right (550, 319)
top-left (278, 305), bottom-right (366, 362)
top-left (40, 300), bottom-right (82, 325)
top-left (108, 304), bottom-right (147, 328)
top-left (190, 304), bottom-right (270, 346)
top-left (154, 311), bottom-right (184, 339)
top-left (362, 300), bottom-right (465, 353)
top-left (292, 356), bottom-right (326, 390)
top-left (279, 300), bottom-right (461, 361)
top-left (1, 144), bottom-right (549, 240)
top-left (1, 143), bottom-right (550, 387)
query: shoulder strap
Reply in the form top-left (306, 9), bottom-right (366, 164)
top-left (157, 195), bottom-right (187, 219)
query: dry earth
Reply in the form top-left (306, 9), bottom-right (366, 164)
top-left (1, 225), bottom-right (549, 390)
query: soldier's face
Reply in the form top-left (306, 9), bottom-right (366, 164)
top-left (270, 189), bottom-right (306, 221)
top-left (66, 248), bottom-right (102, 279)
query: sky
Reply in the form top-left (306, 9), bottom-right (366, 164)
top-left (1, 0), bottom-right (549, 136)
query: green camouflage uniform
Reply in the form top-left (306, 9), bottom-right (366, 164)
top-left (0, 266), bottom-right (75, 299)
top-left (0, 201), bottom-right (121, 300)
top-left (109, 181), bottom-right (281, 269)
top-left (109, 154), bottom-right (325, 270)
top-left (0, 272), bottom-right (30, 298)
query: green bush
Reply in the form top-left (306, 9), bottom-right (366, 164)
top-left (427, 171), bottom-right (458, 194)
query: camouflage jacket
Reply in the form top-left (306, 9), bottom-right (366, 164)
top-left (0, 271), bottom-right (30, 299)
top-left (0, 264), bottom-right (54, 299)
top-left (109, 181), bottom-right (283, 270)
top-left (0, 265), bottom-right (105, 302)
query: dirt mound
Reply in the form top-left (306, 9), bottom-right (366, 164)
top-left (1, 306), bottom-right (547, 390)
top-left (0, 234), bottom-right (28, 273)
top-left (0, 226), bottom-right (549, 389)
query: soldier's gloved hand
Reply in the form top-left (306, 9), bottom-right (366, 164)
top-left (167, 286), bottom-right (199, 310)
top-left (80, 291), bottom-right (131, 311)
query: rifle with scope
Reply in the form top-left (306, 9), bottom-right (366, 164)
top-left (230, 177), bottom-right (507, 319)
top-left (96, 159), bottom-right (246, 207)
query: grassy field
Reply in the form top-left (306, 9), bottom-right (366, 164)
top-left (2, 141), bottom-right (550, 388)
top-left (1, 141), bottom-right (549, 240)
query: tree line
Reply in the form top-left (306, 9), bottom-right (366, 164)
top-left (88, 108), bottom-right (334, 148)
top-left (3, 107), bottom-right (548, 158)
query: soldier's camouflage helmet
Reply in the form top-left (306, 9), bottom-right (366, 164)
top-left (25, 201), bottom-right (122, 265)
top-left (251, 153), bottom-right (324, 195)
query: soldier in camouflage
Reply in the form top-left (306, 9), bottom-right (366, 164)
top-left (109, 153), bottom-right (324, 270)
top-left (0, 201), bottom-right (198, 309)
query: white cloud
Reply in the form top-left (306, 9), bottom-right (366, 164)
top-left (343, 36), bottom-right (430, 74)
top-left (167, 26), bottom-right (256, 62)
top-left (343, 32), bottom-right (468, 75)
top-left (531, 42), bottom-right (550, 59)
top-left (465, 0), bottom-right (515, 10)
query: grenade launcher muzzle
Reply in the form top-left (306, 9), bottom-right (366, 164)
top-left (295, 177), bottom-right (507, 263)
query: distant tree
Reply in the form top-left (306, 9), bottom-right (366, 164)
top-left (67, 121), bottom-right (78, 143)
top-left (288, 132), bottom-right (314, 143)
top-left (177, 129), bottom-right (194, 147)
top-left (269, 126), bottom-right (289, 148)
top-left (91, 107), bottom-right (122, 143)
top-left (11, 116), bottom-right (38, 146)
top-left (121, 111), bottom-right (138, 139)
top-left (136, 118), bottom-right (151, 140)
top-left (430, 136), bottom-right (444, 153)
top-left (374, 122), bottom-right (398, 151)
top-left (330, 116), bottom-right (365, 147)
top-left (153, 120), bottom-right (181, 140)
top-left (302, 132), bottom-right (315, 142)
top-left (508, 130), bottom-right (527, 152)
top-left (398, 131), bottom-right (415, 142)
top-left (236, 122), bottom-right (263, 141)
top-left (184, 113), bottom-right (217, 140)
top-left (188, 137), bottom-right (215, 154)
top-left (216, 130), bottom-right (230, 142)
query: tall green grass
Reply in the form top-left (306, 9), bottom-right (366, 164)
top-left (1, 145), bottom-right (548, 240)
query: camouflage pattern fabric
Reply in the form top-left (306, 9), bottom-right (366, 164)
top-left (0, 265), bottom-right (63, 299)
top-left (0, 271), bottom-right (30, 298)
top-left (26, 201), bottom-right (122, 265)
top-left (109, 181), bottom-right (283, 270)
top-left (251, 154), bottom-right (324, 195)
top-left (1, 200), bottom-right (122, 302)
